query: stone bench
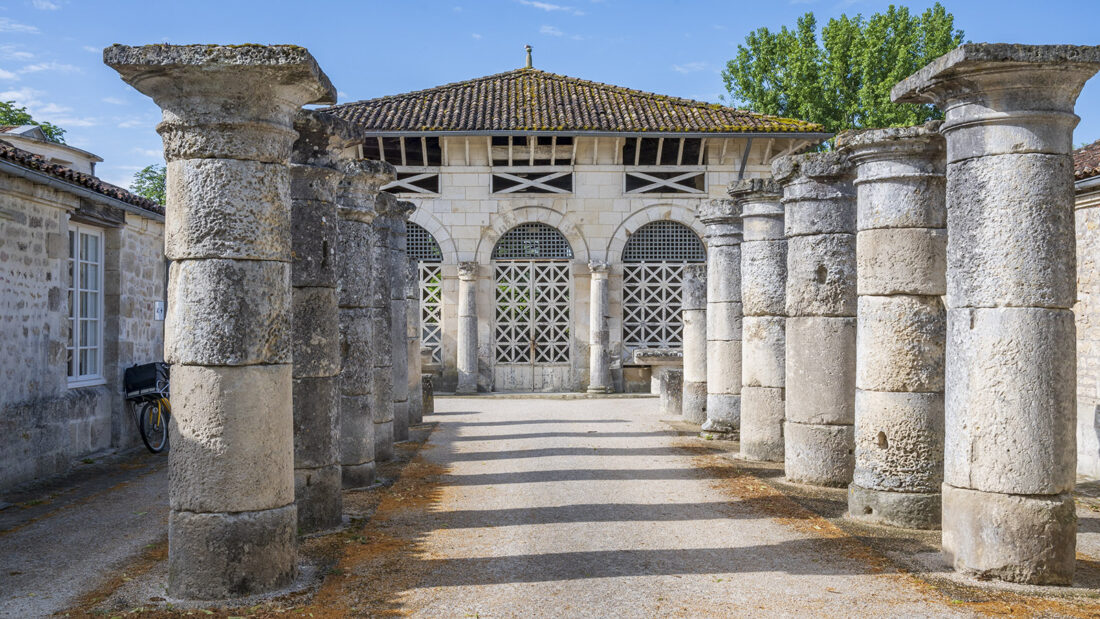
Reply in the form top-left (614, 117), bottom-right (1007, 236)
top-left (632, 348), bottom-right (684, 417)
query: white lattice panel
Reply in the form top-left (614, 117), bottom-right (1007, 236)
top-left (419, 263), bottom-right (443, 364)
top-left (622, 262), bottom-right (687, 350)
top-left (494, 261), bottom-right (571, 364)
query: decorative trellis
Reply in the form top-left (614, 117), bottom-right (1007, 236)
top-left (491, 222), bottom-right (574, 261)
top-left (621, 221), bottom-right (706, 352)
top-left (494, 261), bottom-right (571, 364)
top-left (406, 223), bottom-right (443, 364)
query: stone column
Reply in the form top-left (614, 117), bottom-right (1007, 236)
top-left (406, 257), bottom-right (424, 426)
top-left (698, 199), bottom-right (743, 437)
top-left (369, 197), bottom-right (398, 460)
top-left (587, 260), bottom-right (612, 393)
top-left (456, 262), bottom-right (479, 394)
top-left (390, 201), bottom-right (415, 443)
top-left (893, 43), bottom-right (1100, 584)
top-left (288, 110), bottom-right (355, 534)
top-left (336, 161), bottom-right (392, 489)
top-left (772, 152), bottom-right (856, 487)
top-left (681, 264), bottom-right (707, 424)
top-left (105, 44), bottom-right (335, 599)
top-left (838, 123), bottom-right (947, 530)
top-left (731, 179), bottom-right (787, 462)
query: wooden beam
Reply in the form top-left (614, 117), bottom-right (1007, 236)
top-left (421, 136), bottom-right (428, 166)
top-left (465, 137), bottom-right (470, 166)
top-left (529, 136), bottom-right (535, 166)
top-left (551, 136), bottom-right (557, 166)
top-left (508, 137), bottom-right (514, 167)
top-left (378, 137), bottom-right (385, 164)
top-left (697, 138), bottom-right (706, 165)
top-left (737, 137), bottom-right (754, 181)
top-left (719, 139), bottom-right (728, 165)
top-left (762, 138), bottom-right (774, 164)
top-left (634, 137), bottom-right (641, 166)
top-left (399, 137), bottom-right (407, 167)
top-left (655, 137), bottom-right (664, 165)
top-left (676, 138), bottom-right (685, 166)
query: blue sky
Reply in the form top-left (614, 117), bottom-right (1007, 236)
top-left (1, 0), bottom-right (1097, 188)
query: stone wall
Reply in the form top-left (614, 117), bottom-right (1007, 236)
top-left (0, 169), bottom-right (165, 491)
top-left (1077, 184), bottom-right (1100, 478)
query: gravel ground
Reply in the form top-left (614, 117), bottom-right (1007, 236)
top-left (401, 397), bottom-right (969, 618)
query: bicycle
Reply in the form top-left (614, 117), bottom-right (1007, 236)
top-left (124, 362), bottom-right (171, 453)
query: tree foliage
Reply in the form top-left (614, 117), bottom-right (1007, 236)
top-left (129, 164), bottom-right (166, 205)
top-left (722, 3), bottom-right (964, 132)
top-left (0, 100), bottom-right (67, 143)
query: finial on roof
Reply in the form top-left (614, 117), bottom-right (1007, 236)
top-left (525, 45), bottom-right (533, 69)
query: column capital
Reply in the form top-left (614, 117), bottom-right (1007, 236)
top-left (395, 200), bottom-right (417, 222)
top-left (337, 160), bottom-right (394, 223)
top-left (892, 43), bottom-right (1100, 162)
top-left (292, 109), bottom-right (362, 168)
top-left (771, 151), bottom-right (853, 187)
top-left (697, 198), bottom-right (741, 226)
top-left (729, 178), bottom-right (783, 220)
top-left (105, 44), bottom-right (336, 163)
top-left (588, 260), bottom-right (610, 277)
top-left (458, 262), bottom-right (479, 280)
top-left (837, 121), bottom-right (945, 168)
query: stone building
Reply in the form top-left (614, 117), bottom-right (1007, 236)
top-left (325, 53), bottom-right (828, 392)
top-left (1076, 139), bottom-right (1100, 478)
top-left (0, 138), bottom-right (166, 491)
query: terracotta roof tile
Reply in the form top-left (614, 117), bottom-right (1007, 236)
top-left (325, 68), bottom-right (824, 134)
top-left (0, 139), bottom-right (163, 215)
top-left (1076, 139), bottom-right (1100, 181)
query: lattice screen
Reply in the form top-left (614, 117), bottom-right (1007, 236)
top-left (621, 221), bottom-right (705, 352)
top-left (494, 261), bottom-right (571, 364)
top-left (419, 263), bottom-right (443, 364)
top-left (491, 223), bottom-right (574, 260)
top-left (406, 222), bottom-right (443, 262)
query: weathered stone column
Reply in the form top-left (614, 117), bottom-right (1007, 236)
top-left (587, 260), bottom-right (612, 393)
top-left (456, 262), bottom-right (479, 394)
top-left (369, 197), bottom-right (398, 460)
top-left (336, 161), bottom-right (391, 489)
top-left (406, 257), bottom-right (424, 426)
top-left (681, 264), bottom-right (707, 424)
top-left (289, 110), bottom-right (356, 534)
top-left (390, 201), bottom-right (415, 443)
top-left (838, 123), bottom-right (947, 530)
top-left (698, 199), bottom-right (743, 437)
top-left (773, 152), bottom-right (856, 487)
top-left (893, 43), bottom-right (1100, 584)
top-left (732, 179), bottom-right (786, 462)
top-left (105, 44), bottom-right (335, 599)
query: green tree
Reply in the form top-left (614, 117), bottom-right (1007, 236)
top-left (129, 164), bottom-right (166, 204)
top-left (0, 100), bottom-right (67, 143)
top-left (722, 3), bottom-right (964, 132)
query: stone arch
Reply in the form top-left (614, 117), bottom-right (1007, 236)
top-left (606, 204), bottom-right (705, 262)
top-left (408, 206), bottom-right (458, 264)
top-left (475, 204), bottom-right (590, 264)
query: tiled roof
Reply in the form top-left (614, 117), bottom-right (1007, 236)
top-left (325, 67), bottom-right (825, 134)
top-left (1076, 139), bottom-right (1100, 181)
top-left (0, 139), bottom-right (163, 215)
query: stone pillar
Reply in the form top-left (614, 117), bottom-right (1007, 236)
top-left (288, 110), bottom-right (354, 534)
top-left (893, 43), bottom-right (1100, 584)
top-left (369, 197), bottom-right (398, 460)
top-left (105, 44), bottom-right (335, 599)
top-left (336, 161), bottom-right (392, 489)
top-left (456, 262), bottom-right (479, 394)
top-left (681, 264), bottom-right (707, 425)
top-left (390, 201), bottom-right (415, 443)
top-left (837, 123), bottom-right (947, 530)
top-left (587, 260), bottom-right (612, 393)
top-left (406, 257), bottom-right (424, 426)
top-left (772, 152), bottom-right (856, 487)
top-left (732, 179), bottom-right (786, 462)
top-left (659, 368), bottom-right (684, 416)
top-left (698, 199), bottom-right (743, 437)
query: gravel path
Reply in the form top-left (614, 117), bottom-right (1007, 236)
top-left (402, 396), bottom-right (969, 618)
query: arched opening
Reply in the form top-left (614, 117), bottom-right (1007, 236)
top-left (491, 223), bottom-right (573, 391)
top-left (621, 220), bottom-right (706, 358)
top-left (407, 222), bottom-right (444, 364)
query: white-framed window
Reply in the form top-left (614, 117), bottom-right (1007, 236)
top-left (67, 223), bottom-right (105, 386)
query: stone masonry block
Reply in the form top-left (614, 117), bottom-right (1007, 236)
top-left (293, 286), bottom-right (340, 378)
top-left (856, 295), bottom-right (945, 392)
top-left (786, 234), bottom-right (856, 318)
top-left (742, 316), bottom-right (784, 388)
top-left (857, 228), bottom-right (946, 297)
top-left (785, 316), bottom-right (855, 426)
top-left (853, 389), bottom-right (943, 493)
top-left (784, 421), bottom-right (854, 487)
top-left (741, 240), bottom-right (787, 316)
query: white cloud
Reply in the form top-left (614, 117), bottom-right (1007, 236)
top-left (32, 0), bottom-right (60, 10)
top-left (519, 0), bottom-right (583, 15)
top-left (0, 18), bottom-right (39, 33)
top-left (540, 25), bottom-right (563, 36)
top-left (0, 89), bottom-right (96, 128)
top-left (673, 61), bottom-right (707, 74)
top-left (0, 45), bottom-right (34, 60)
top-left (472, 33), bottom-right (482, 40)
top-left (101, 96), bottom-right (125, 105)
top-left (82, 45), bottom-right (100, 53)
top-left (117, 118), bottom-right (151, 129)
top-left (20, 61), bottom-right (80, 74)
top-left (132, 147), bottom-right (162, 158)
top-left (0, 69), bottom-right (17, 80)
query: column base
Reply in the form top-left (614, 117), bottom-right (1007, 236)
top-left (294, 465), bottom-right (343, 534)
top-left (168, 504), bottom-right (297, 600)
top-left (700, 417), bottom-right (738, 440)
top-left (341, 461), bottom-right (376, 490)
top-left (847, 483), bottom-right (940, 530)
top-left (740, 386), bottom-right (784, 462)
top-left (704, 393), bottom-right (741, 431)
top-left (586, 385), bottom-right (612, 394)
top-left (682, 381), bottom-right (707, 425)
top-left (942, 484), bottom-right (1076, 585)
top-left (784, 421), bottom-right (854, 487)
